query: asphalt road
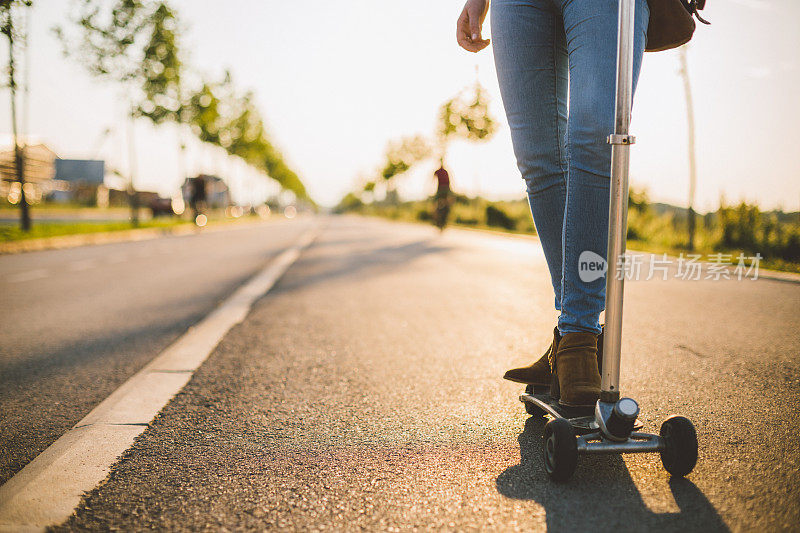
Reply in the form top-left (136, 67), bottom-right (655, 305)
top-left (4, 215), bottom-right (799, 531)
top-left (0, 218), bottom-right (314, 486)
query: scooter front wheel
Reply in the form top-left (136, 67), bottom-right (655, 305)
top-left (543, 418), bottom-right (577, 482)
top-left (659, 415), bottom-right (698, 477)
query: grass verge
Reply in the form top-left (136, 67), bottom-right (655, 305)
top-left (0, 218), bottom-right (191, 242)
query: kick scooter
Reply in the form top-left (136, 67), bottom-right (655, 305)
top-left (519, 0), bottom-right (699, 482)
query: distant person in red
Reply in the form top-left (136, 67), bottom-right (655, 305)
top-left (433, 161), bottom-right (452, 230)
top-left (434, 164), bottom-right (451, 199)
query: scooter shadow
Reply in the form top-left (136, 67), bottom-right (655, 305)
top-left (495, 417), bottom-right (729, 532)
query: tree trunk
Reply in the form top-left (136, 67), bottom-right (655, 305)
top-left (7, 16), bottom-right (31, 232)
top-left (127, 109), bottom-right (139, 226)
top-left (14, 146), bottom-right (30, 231)
top-left (679, 47), bottom-right (697, 251)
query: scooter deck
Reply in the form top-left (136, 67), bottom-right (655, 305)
top-left (520, 392), bottom-right (643, 435)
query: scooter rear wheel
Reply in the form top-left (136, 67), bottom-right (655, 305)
top-left (659, 415), bottom-right (698, 477)
top-left (543, 418), bottom-right (577, 482)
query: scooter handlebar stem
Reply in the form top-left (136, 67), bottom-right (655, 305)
top-left (602, 0), bottom-right (637, 397)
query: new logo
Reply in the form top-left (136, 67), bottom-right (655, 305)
top-left (578, 251), bottom-right (607, 282)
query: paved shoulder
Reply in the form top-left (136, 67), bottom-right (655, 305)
top-left (0, 219), bottom-right (312, 487)
top-left (55, 217), bottom-right (799, 531)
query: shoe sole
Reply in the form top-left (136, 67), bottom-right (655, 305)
top-left (503, 376), bottom-right (551, 386)
top-left (557, 400), bottom-right (597, 416)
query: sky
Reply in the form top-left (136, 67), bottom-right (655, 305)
top-left (1, 0), bottom-right (798, 210)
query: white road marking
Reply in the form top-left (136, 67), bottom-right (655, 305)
top-left (6, 269), bottom-right (48, 284)
top-left (0, 226), bottom-right (319, 532)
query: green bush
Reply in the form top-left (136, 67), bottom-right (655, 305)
top-left (455, 215), bottom-right (479, 225)
top-left (718, 202), bottom-right (760, 252)
top-left (627, 225), bottom-right (642, 241)
top-left (486, 204), bottom-right (515, 230)
top-left (334, 193), bottom-right (363, 214)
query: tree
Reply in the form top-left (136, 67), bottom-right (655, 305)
top-left (136, 3), bottom-right (181, 125)
top-left (59, 1), bottom-right (311, 208)
top-left (134, 2), bottom-right (192, 192)
top-left (56, 0), bottom-right (163, 225)
top-left (58, 0), bottom-right (311, 210)
top-left (1, 0), bottom-right (32, 231)
top-left (184, 73), bottom-right (310, 202)
top-left (437, 80), bottom-right (496, 154)
top-left (380, 135), bottom-right (431, 181)
top-left (373, 80), bottom-right (497, 199)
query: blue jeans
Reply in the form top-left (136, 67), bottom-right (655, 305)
top-left (491, 0), bottom-right (649, 335)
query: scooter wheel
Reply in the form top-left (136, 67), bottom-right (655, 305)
top-left (659, 416), bottom-right (698, 477)
top-left (543, 418), bottom-right (577, 482)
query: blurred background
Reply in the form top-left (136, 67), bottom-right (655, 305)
top-left (0, 0), bottom-right (799, 269)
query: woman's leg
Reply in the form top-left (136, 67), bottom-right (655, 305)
top-left (557, 0), bottom-right (649, 335)
top-left (491, 0), bottom-right (568, 312)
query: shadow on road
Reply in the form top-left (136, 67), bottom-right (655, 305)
top-left (274, 237), bottom-right (452, 294)
top-left (496, 417), bottom-right (729, 532)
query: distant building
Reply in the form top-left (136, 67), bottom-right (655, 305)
top-left (54, 159), bottom-right (105, 184)
top-left (0, 146), bottom-right (118, 207)
top-left (50, 158), bottom-right (110, 206)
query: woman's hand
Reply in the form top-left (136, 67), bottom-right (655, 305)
top-left (457, 0), bottom-right (490, 53)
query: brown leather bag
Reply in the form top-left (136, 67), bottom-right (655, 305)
top-left (646, 0), bottom-right (710, 52)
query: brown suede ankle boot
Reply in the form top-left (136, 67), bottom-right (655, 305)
top-left (552, 331), bottom-right (601, 408)
top-left (503, 327), bottom-right (561, 386)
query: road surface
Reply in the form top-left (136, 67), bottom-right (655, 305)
top-left (2, 216), bottom-right (798, 531)
top-left (0, 218), bottom-right (313, 486)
